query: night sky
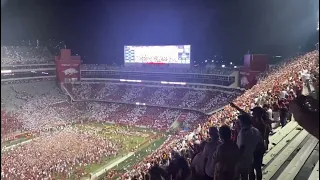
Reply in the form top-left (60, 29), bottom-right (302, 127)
top-left (1, 0), bottom-right (318, 65)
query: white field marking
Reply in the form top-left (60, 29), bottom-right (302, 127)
top-left (88, 152), bottom-right (135, 180)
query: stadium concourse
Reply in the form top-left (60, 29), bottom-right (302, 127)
top-left (0, 46), bottom-right (319, 180)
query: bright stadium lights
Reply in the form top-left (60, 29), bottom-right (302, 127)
top-left (205, 60), bottom-right (208, 63)
top-left (160, 81), bottom-right (186, 85)
top-left (212, 60), bottom-right (214, 62)
top-left (1, 70), bottom-right (11, 74)
top-left (234, 66), bottom-right (237, 68)
top-left (221, 65), bottom-right (225, 68)
top-left (135, 102), bottom-right (146, 106)
top-left (119, 79), bottom-right (142, 83)
top-left (230, 62), bottom-right (233, 65)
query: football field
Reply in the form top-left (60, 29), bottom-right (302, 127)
top-left (75, 122), bottom-right (167, 179)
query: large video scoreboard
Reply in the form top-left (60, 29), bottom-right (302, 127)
top-left (124, 45), bottom-right (191, 65)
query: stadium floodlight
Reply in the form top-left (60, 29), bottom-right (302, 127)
top-left (221, 65), bottom-right (225, 68)
top-left (205, 60), bottom-right (208, 63)
top-left (212, 60), bottom-right (214, 62)
top-left (1, 70), bottom-right (11, 74)
top-left (234, 66), bottom-right (237, 68)
top-left (230, 62), bottom-right (233, 65)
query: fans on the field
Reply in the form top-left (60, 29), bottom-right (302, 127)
top-left (1, 127), bottom-right (120, 179)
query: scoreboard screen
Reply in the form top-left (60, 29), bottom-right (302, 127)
top-left (124, 45), bottom-right (191, 64)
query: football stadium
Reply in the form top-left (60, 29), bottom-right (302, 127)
top-left (1, 1), bottom-right (319, 180)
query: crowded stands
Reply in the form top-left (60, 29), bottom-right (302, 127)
top-left (118, 50), bottom-right (319, 179)
top-left (1, 49), bottom-right (319, 180)
top-left (80, 64), bottom-right (235, 75)
top-left (63, 83), bottom-right (237, 113)
top-left (1, 46), bottom-right (54, 65)
top-left (1, 82), bottom-right (201, 135)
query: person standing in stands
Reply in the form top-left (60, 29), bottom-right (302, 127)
top-left (213, 125), bottom-right (240, 180)
top-left (250, 107), bottom-right (268, 180)
top-left (251, 106), bottom-right (271, 150)
top-left (191, 141), bottom-right (206, 179)
top-left (237, 114), bottom-right (262, 180)
top-left (202, 126), bottom-right (221, 180)
top-left (279, 102), bottom-right (288, 127)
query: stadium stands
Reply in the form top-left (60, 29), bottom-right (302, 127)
top-left (1, 46), bottom-right (319, 180)
top-left (119, 50), bottom-right (319, 179)
top-left (81, 64), bottom-right (235, 75)
top-left (1, 46), bottom-right (54, 65)
top-left (63, 83), bottom-right (237, 113)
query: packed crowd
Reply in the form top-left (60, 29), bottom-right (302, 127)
top-left (1, 77), bottom-right (56, 85)
top-left (1, 46), bottom-right (53, 65)
top-left (81, 64), bottom-right (234, 75)
top-left (1, 81), bottom-right (206, 139)
top-left (1, 127), bottom-right (120, 179)
top-left (118, 50), bottom-right (319, 180)
top-left (64, 83), bottom-right (237, 113)
top-left (1, 48), bottom-right (318, 179)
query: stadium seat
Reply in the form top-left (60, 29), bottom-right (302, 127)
top-left (308, 161), bottom-right (319, 180)
top-left (263, 127), bottom-right (319, 180)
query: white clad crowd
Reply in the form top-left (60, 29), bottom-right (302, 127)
top-left (1, 78), bottom-right (56, 85)
top-left (1, 46), bottom-right (53, 65)
top-left (65, 83), bottom-right (238, 113)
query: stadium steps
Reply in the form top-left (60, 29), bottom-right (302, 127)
top-left (262, 120), bottom-right (319, 180)
top-left (308, 161), bottom-right (319, 180)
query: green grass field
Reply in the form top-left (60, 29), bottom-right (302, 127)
top-left (73, 122), bottom-right (166, 179)
top-left (1, 137), bottom-right (31, 148)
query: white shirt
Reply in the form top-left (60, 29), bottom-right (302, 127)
top-left (203, 140), bottom-right (221, 177)
top-left (237, 126), bottom-right (262, 169)
top-left (280, 91), bottom-right (288, 99)
top-left (273, 111), bottom-right (280, 122)
top-left (266, 108), bottom-right (273, 120)
top-left (302, 73), bottom-right (310, 82)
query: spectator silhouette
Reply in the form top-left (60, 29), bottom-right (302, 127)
top-left (191, 141), bottom-right (206, 179)
top-left (203, 126), bottom-right (221, 180)
top-left (237, 114), bottom-right (262, 180)
top-left (213, 125), bottom-right (240, 180)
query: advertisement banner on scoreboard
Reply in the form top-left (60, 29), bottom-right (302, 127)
top-left (239, 71), bottom-right (259, 89)
top-left (124, 45), bottom-right (191, 65)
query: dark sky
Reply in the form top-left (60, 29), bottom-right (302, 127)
top-left (1, 0), bottom-right (318, 65)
